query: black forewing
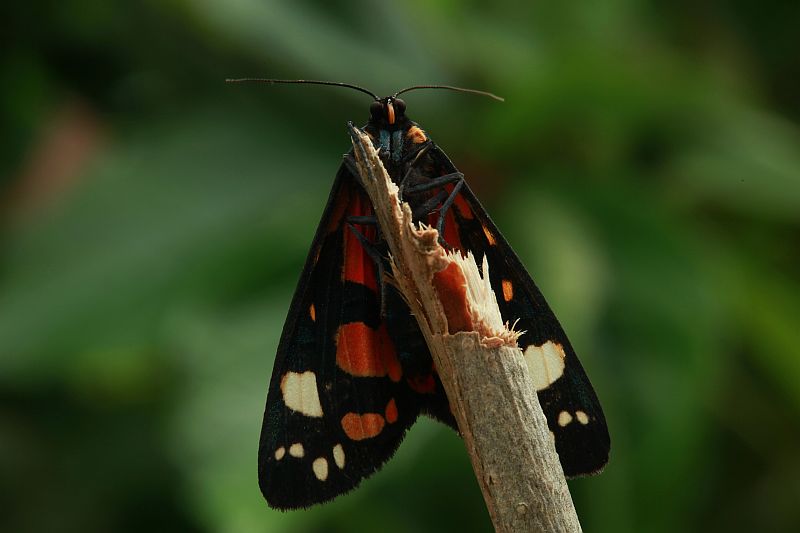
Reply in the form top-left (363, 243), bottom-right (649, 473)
top-left (259, 162), bottom-right (421, 509)
top-left (430, 146), bottom-right (610, 477)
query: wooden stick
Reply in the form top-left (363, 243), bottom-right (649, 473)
top-left (348, 124), bottom-right (582, 533)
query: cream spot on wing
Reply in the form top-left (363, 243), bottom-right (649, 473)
top-left (289, 443), bottom-right (304, 458)
top-left (280, 371), bottom-right (323, 417)
top-left (274, 447), bottom-right (285, 460)
top-left (332, 444), bottom-right (345, 469)
top-left (523, 341), bottom-right (566, 391)
top-left (312, 457), bottom-right (329, 481)
top-left (575, 410), bottom-right (589, 425)
top-left (558, 411), bottom-right (573, 427)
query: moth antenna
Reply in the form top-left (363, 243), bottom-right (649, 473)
top-left (393, 85), bottom-right (504, 102)
top-left (225, 78), bottom-right (379, 100)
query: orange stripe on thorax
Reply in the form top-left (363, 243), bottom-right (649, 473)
top-left (386, 102), bottom-right (395, 125)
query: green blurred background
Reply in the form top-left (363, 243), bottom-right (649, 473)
top-left (2, 1), bottom-right (799, 532)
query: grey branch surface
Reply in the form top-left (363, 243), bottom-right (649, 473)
top-left (348, 125), bottom-right (582, 533)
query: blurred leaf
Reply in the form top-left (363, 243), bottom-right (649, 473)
top-left (0, 104), bottom-right (332, 378)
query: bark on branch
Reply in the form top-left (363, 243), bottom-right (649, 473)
top-left (348, 124), bottom-right (582, 533)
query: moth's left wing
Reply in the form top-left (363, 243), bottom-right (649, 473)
top-left (260, 163), bottom-right (422, 509)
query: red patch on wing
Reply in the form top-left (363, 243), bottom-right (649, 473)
top-left (433, 184), bottom-right (464, 250)
top-left (408, 374), bottom-right (436, 394)
top-left (341, 412), bottom-right (385, 440)
top-left (441, 209), bottom-right (463, 251)
top-left (447, 183), bottom-right (474, 220)
top-left (383, 342), bottom-right (403, 382)
top-left (432, 262), bottom-right (473, 333)
top-left (422, 184), bottom-right (465, 251)
top-left (326, 182), bottom-right (353, 233)
top-left (385, 398), bottom-right (398, 424)
top-left (342, 192), bottom-right (377, 291)
top-left (336, 322), bottom-right (402, 380)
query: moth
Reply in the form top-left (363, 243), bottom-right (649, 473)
top-left (232, 79), bottom-right (611, 510)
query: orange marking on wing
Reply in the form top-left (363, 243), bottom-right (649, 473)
top-left (482, 224), bottom-right (496, 245)
top-left (341, 412), bottom-right (385, 440)
top-left (406, 126), bottom-right (427, 144)
top-left (501, 279), bottom-right (513, 302)
top-left (408, 374), bottom-right (436, 394)
top-left (385, 398), bottom-right (398, 424)
top-left (432, 262), bottom-right (473, 333)
top-left (336, 322), bottom-right (400, 379)
top-left (309, 303), bottom-right (316, 321)
top-left (342, 193), bottom-right (377, 291)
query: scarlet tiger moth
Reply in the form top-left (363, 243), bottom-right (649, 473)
top-left (228, 79), bottom-right (611, 509)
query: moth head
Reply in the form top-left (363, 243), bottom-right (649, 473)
top-left (369, 97), bottom-right (407, 127)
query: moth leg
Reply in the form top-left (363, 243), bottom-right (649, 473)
top-left (402, 171), bottom-right (463, 195)
top-left (405, 172), bottom-right (466, 248)
top-left (435, 177), bottom-right (465, 248)
top-left (399, 140), bottom-right (432, 165)
top-left (411, 190), bottom-right (448, 221)
top-left (348, 214), bottom-right (384, 245)
top-left (346, 222), bottom-right (388, 315)
top-left (398, 144), bottom-right (432, 201)
top-left (346, 215), bottom-right (377, 226)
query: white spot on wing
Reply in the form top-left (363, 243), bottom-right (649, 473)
top-left (289, 443), bottom-right (304, 458)
top-left (312, 457), bottom-right (329, 481)
top-left (576, 410), bottom-right (589, 425)
top-left (524, 341), bottom-right (566, 391)
top-left (558, 411), bottom-right (573, 427)
top-left (281, 371), bottom-right (323, 417)
top-left (274, 447), bottom-right (285, 460)
top-left (332, 444), bottom-right (345, 469)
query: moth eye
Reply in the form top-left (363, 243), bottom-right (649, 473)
top-left (394, 98), bottom-right (406, 114)
top-left (370, 101), bottom-right (383, 118)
